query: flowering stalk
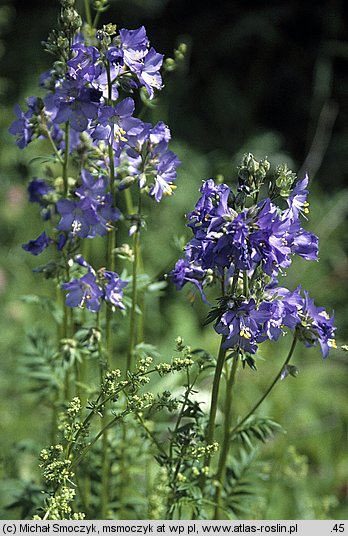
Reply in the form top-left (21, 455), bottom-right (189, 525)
top-left (171, 154), bottom-right (337, 516)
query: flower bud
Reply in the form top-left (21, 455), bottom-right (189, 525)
top-left (174, 50), bottom-right (184, 62)
top-left (247, 157), bottom-right (259, 174)
top-left (164, 57), bottom-right (176, 71)
top-left (178, 42), bottom-right (187, 54)
top-left (118, 176), bottom-right (136, 191)
top-left (261, 158), bottom-right (271, 173)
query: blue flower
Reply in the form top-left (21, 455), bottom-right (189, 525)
top-left (268, 286), bottom-right (336, 358)
top-left (285, 175), bottom-right (310, 220)
top-left (290, 228), bottom-right (318, 261)
top-left (89, 194), bottom-right (121, 237)
top-left (104, 271), bottom-right (128, 309)
top-left (75, 170), bottom-right (108, 204)
top-left (45, 79), bottom-right (102, 132)
top-left (67, 42), bottom-right (101, 81)
top-left (136, 47), bottom-right (163, 98)
top-left (56, 198), bottom-right (99, 238)
top-left (262, 287), bottom-right (302, 341)
top-left (214, 298), bottom-right (270, 354)
top-left (105, 46), bottom-right (124, 66)
top-left (9, 97), bottom-right (41, 148)
top-left (22, 232), bottom-right (50, 255)
top-left (119, 26), bottom-right (149, 68)
top-left (91, 98), bottom-right (141, 153)
top-left (62, 271), bottom-right (103, 312)
top-left (171, 258), bottom-right (208, 303)
top-left (149, 147), bottom-right (180, 202)
top-left (187, 179), bottom-right (231, 233)
top-left (298, 291), bottom-right (336, 358)
top-left (28, 178), bottom-right (53, 203)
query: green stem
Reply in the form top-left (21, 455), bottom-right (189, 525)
top-left (67, 368), bottom-right (162, 465)
top-left (118, 424), bottom-right (128, 518)
top-left (249, 264), bottom-right (259, 291)
top-left (169, 368), bottom-right (191, 461)
top-left (230, 336), bottom-right (298, 437)
top-left (127, 190), bottom-right (142, 372)
top-left (201, 339), bottom-right (227, 484)
top-left (135, 413), bottom-right (167, 458)
top-left (72, 412), bottom-right (126, 471)
top-left (46, 128), bottom-right (64, 164)
top-left (61, 126), bottom-right (70, 403)
top-left (124, 188), bottom-right (134, 214)
top-left (105, 297), bottom-right (113, 368)
top-left (74, 357), bottom-right (81, 400)
top-left (101, 307), bottom-right (111, 517)
top-left (213, 355), bottom-right (239, 519)
top-left (100, 63), bottom-right (117, 515)
top-left (84, 0), bottom-right (92, 26)
top-left (105, 65), bottom-right (116, 365)
top-left (243, 270), bottom-right (249, 298)
top-left (101, 419), bottom-right (110, 519)
top-left (93, 10), bottom-right (102, 29)
top-left (125, 188), bottom-right (146, 345)
top-left (231, 270), bottom-right (240, 296)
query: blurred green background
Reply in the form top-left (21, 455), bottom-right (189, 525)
top-left (0, 0), bottom-right (347, 520)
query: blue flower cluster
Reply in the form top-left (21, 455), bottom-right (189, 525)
top-left (10, 26), bottom-right (180, 203)
top-left (62, 256), bottom-right (127, 313)
top-left (171, 175), bottom-right (336, 357)
top-left (12, 25), bottom-right (180, 312)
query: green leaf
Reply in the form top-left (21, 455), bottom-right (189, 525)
top-left (231, 416), bottom-right (284, 448)
top-left (29, 155), bottom-right (60, 164)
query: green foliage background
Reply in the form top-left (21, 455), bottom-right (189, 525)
top-left (0, 0), bottom-right (347, 519)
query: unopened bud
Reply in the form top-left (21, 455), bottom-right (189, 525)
top-left (164, 57), bottom-right (176, 71)
top-left (174, 50), bottom-right (184, 62)
top-left (118, 176), bottom-right (136, 191)
top-left (178, 42), bottom-right (187, 54)
top-left (261, 158), bottom-right (271, 173)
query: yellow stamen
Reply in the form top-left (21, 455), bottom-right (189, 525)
top-left (239, 327), bottom-right (252, 340)
top-left (114, 127), bottom-right (127, 143)
top-left (163, 183), bottom-right (177, 196)
top-left (328, 338), bottom-right (337, 349)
